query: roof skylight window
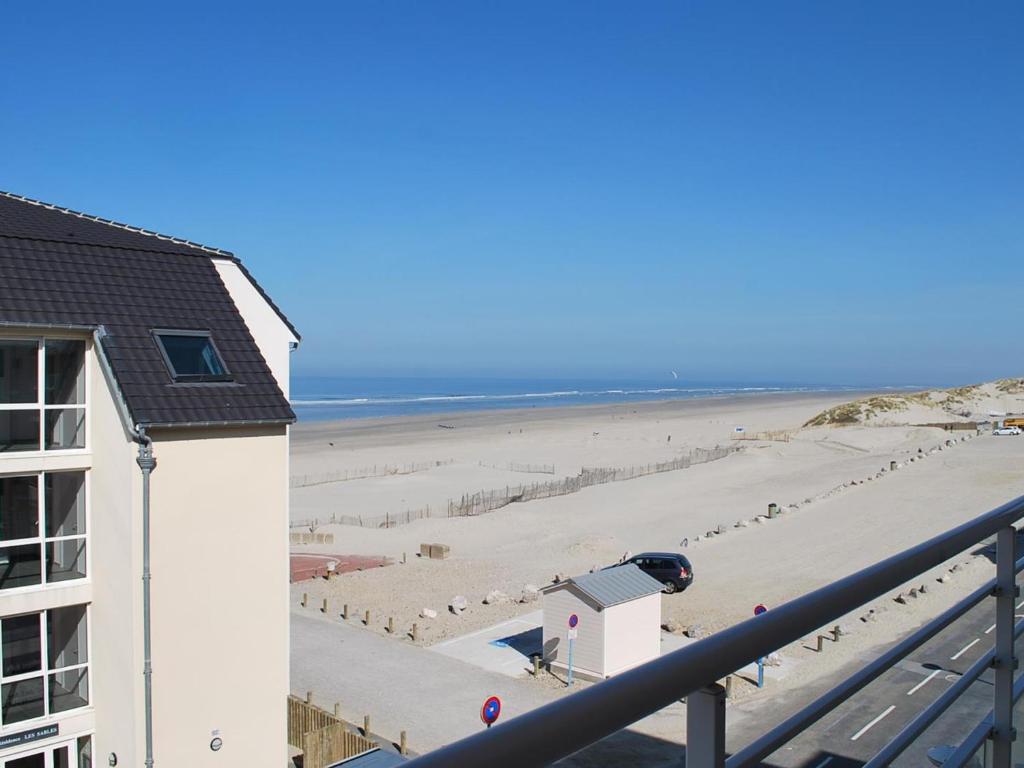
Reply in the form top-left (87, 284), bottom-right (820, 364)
top-left (153, 331), bottom-right (231, 383)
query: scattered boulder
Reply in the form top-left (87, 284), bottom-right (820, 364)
top-left (895, 594), bottom-right (908, 605)
top-left (706, 530), bottom-right (716, 538)
top-left (553, 572), bottom-right (567, 584)
top-left (735, 519), bottom-right (749, 528)
top-left (860, 609), bottom-right (878, 623)
top-left (938, 574), bottom-right (952, 584)
top-left (420, 607), bottom-right (438, 619)
top-left (907, 587), bottom-right (920, 600)
top-left (590, 564), bottom-right (601, 573)
top-left (716, 524), bottom-right (727, 535)
top-left (520, 584), bottom-right (540, 604)
top-left (684, 624), bottom-right (707, 639)
top-left (763, 652), bottom-right (783, 667)
top-left (484, 590), bottom-right (511, 605)
top-left (918, 583), bottom-right (928, 595)
top-left (662, 618), bottom-right (685, 634)
top-left (449, 595), bottom-right (468, 615)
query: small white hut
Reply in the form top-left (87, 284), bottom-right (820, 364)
top-left (541, 564), bottom-right (663, 680)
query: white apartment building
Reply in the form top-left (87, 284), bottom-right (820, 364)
top-left (0, 192), bottom-right (299, 768)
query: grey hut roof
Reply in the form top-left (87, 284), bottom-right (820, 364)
top-left (0, 191), bottom-right (297, 427)
top-left (543, 564), bottom-right (663, 609)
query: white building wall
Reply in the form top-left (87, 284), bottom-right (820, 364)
top-left (212, 259), bottom-right (298, 398)
top-left (542, 586), bottom-right (604, 677)
top-left (148, 424), bottom-right (290, 768)
top-left (603, 593), bottom-right (662, 676)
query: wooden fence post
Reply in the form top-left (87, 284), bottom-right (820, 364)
top-left (301, 592), bottom-right (308, 607)
top-left (364, 609), bottom-right (370, 626)
top-left (400, 731), bottom-right (408, 755)
top-left (363, 715), bottom-right (371, 736)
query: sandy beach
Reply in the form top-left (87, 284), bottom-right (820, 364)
top-left (288, 391), bottom-right (1019, 642)
top-left (286, 386), bottom-right (1024, 753)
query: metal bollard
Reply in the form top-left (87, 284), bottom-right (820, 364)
top-left (533, 656), bottom-right (542, 676)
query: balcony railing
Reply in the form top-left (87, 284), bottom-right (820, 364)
top-left (403, 494), bottom-right (1024, 768)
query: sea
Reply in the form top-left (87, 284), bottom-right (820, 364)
top-left (289, 376), bottom-right (870, 423)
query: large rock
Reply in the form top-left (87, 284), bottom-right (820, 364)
top-left (684, 624), bottom-right (706, 639)
top-left (763, 652), bottom-right (783, 667)
top-left (520, 584), bottom-right (540, 604)
top-left (484, 590), bottom-right (511, 605)
top-left (662, 618), bottom-right (685, 635)
top-left (420, 608), bottom-right (438, 619)
top-left (449, 595), bottom-right (468, 615)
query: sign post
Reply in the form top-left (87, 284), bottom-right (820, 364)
top-left (480, 696), bottom-right (501, 729)
top-left (567, 614), bottom-right (579, 687)
top-left (754, 604), bottom-right (767, 688)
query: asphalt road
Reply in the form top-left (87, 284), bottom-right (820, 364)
top-left (728, 567), bottom-right (1024, 768)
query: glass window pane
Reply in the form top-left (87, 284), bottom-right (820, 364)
top-left (2, 614), bottom-right (41, 676)
top-left (0, 545), bottom-right (42, 590)
top-left (53, 746), bottom-right (71, 768)
top-left (7, 751), bottom-right (45, 768)
top-left (49, 668), bottom-right (88, 714)
top-left (44, 409), bottom-right (85, 450)
top-left (0, 341), bottom-right (38, 404)
top-left (0, 411), bottom-right (40, 453)
top-left (47, 605), bottom-right (88, 669)
top-left (45, 472), bottom-right (85, 537)
top-left (45, 340), bottom-right (85, 405)
top-left (0, 476), bottom-right (39, 541)
top-left (78, 736), bottom-right (93, 768)
top-left (46, 540), bottom-right (86, 583)
top-left (155, 334), bottom-right (228, 378)
top-left (2, 676), bottom-right (44, 724)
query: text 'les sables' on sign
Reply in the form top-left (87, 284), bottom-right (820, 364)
top-left (0, 724), bottom-right (59, 750)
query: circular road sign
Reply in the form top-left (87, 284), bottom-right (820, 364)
top-left (480, 696), bottom-right (502, 726)
top-left (568, 613), bottom-right (579, 629)
top-left (754, 604), bottom-right (767, 616)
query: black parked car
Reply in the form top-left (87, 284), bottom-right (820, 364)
top-left (617, 552), bottom-right (693, 594)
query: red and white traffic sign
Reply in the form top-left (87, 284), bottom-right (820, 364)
top-left (754, 604), bottom-right (767, 616)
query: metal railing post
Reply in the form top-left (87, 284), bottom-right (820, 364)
top-left (994, 526), bottom-right (1017, 767)
top-left (687, 684), bottom-right (725, 768)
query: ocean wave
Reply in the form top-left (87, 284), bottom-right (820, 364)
top-left (290, 385), bottom-right (798, 408)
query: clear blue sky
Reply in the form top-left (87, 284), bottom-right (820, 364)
top-left (3, 2), bottom-right (1021, 385)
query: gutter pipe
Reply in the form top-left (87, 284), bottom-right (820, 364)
top-left (93, 327), bottom-right (157, 767)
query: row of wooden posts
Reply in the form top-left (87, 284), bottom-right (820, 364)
top-left (296, 690), bottom-right (409, 758)
top-left (300, 592), bottom-right (422, 642)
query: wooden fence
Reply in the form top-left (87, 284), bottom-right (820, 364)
top-left (731, 430), bottom-right (793, 442)
top-left (290, 459), bottom-right (455, 489)
top-left (287, 696), bottom-right (376, 768)
top-left (299, 445), bottom-right (739, 529)
top-left (478, 461), bottom-right (556, 475)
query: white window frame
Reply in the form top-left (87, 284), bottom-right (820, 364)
top-left (0, 470), bottom-right (89, 593)
top-left (0, 337), bottom-right (88, 456)
top-left (0, 604), bottom-right (91, 731)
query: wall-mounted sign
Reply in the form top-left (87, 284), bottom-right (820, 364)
top-left (0, 723), bottom-right (59, 750)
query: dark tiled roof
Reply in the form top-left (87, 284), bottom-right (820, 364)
top-left (0, 192), bottom-right (297, 427)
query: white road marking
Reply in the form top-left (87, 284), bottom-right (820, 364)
top-left (1016, 599), bottom-right (1024, 610)
top-left (951, 638), bottom-right (981, 660)
top-left (850, 705), bottom-right (896, 741)
top-left (907, 669), bottom-right (941, 695)
top-left (812, 757), bottom-right (834, 768)
top-left (985, 623), bottom-right (997, 634)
